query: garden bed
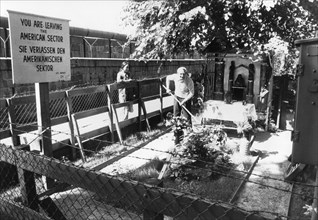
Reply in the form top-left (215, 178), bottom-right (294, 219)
top-left (121, 124), bottom-right (257, 203)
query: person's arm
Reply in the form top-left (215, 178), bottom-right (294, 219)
top-left (117, 71), bottom-right (124, 82)
top-left (117, 71), bottom-right (132, 82)
top-left (180, 79), bottom-right (194, 105)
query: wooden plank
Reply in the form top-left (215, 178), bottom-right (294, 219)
top-left (78, 126), bottom-right (111, 141)
top-left (107, 85), bottom-right (114, 143)
top-left (51, 116), bottom-right (68, 126)
top-left (0, 130), bottom-right (11, 139)
top-left (67, 85), bottom-right (107, 97)
top-left (159, 78), bottom-right (164, 121)
top-left (11, 124), bottom-right (40, 135)
top-left (35, 83), bottom-right (53, 157)
top-left (0, 145), bottom-right (270, 220)
top-left (158, 154), bottom-right (172, 180)
top-left (39, 196), bottom-right (67, 220)
top-left (10, 95), bottom-right (36, 105)
top-left (65, 90), bottom-right (76, 160)
top-left (49, 91), bottom-right (65, 100)
top-left (71, 114), bottom-right (86, 163)
top-left (112, 99), bottom-right (138, 108)
top-left (111, 104), bottom-right (123, 144)
top-left (74, 106), bottom-right (109, 120)
top-left (108, 80), bottom-right (138, 90)
top-left (141, 95), bottom-right (160, 102)
top-left (35, 82), bottom-right (54, 190)
top-left (139, 78), bottom-right (160, 86)
top-left (140, 100), bottom-right (151, 131)
top-left (16, 145), bottom-right (39, 212)
top-left (6, 98), bottom-right (19, 146)
top-left (0, 199), bottom-right (51, 220)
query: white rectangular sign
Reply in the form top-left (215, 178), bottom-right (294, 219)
top-left (8, 10), bottom-right (71, 84)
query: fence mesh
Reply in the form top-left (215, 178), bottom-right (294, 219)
top-left (1, 82), bottom-right (316, 220)
top-left (14, 102), bottom-right (37, 125)
top-left (0, 142), bottom-right (286, 220)
top-left (50, 97), bottom-right (67, 119)
top-left (0, 106), bottom-right (8, 131)
top-left (71, 91), bottom-right (108, 113)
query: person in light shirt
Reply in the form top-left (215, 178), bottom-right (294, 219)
top-left (117, 61), bottom-right (133, 120)
top-left (166, 67), bottom-right (194, 122)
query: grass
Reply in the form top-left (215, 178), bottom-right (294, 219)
top-left (123, 154), bottom-right (249, 203)
top-left (73, 123), bottom-right (169, 169)
top-left (164, 168), bottom-right (245, 202)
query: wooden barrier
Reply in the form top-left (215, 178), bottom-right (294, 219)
top-left (0, 78), bottom-right (173, 157)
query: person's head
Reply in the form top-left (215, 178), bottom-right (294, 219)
top-left (120, 61), bottom-right (130, 73)
top-left (177, 67), bottom-right (188, 79)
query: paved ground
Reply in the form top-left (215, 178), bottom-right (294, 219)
top-left (100, 131), bottom-right (174, 175)
top-left (235, 130), bottom-right (293, 219)
top-left (97, 122), bottom-right (295, 219)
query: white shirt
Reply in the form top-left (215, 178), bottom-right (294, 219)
top-left (167, 73), bottom-right (194, 99)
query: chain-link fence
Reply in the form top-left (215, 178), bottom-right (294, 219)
top-left (1, 77), bottom-right (317, 220)
top-left (0, 143), bottom-right (277, 220)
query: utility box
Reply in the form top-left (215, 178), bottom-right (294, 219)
top-left (292, 38), bottom-right (318, 165)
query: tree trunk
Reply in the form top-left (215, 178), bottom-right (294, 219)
top-left (265, 74), bottom-right (274, 131)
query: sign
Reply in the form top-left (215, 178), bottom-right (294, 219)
top-left (8, 10), bottom-right (71, 84)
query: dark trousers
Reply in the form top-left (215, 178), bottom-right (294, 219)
top-left (173, 96), bottom-right (192, 123)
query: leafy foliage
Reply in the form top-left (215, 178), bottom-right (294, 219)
top-left (123, 0), bottom-right (318, 61)
top-left (169, 125), bottom-right (234, 181)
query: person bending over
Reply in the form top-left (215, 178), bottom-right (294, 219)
top-left (166, 67), bottom-right (194, 122)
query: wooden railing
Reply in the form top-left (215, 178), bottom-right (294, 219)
top-left (0, 77), bottom-right (172, 158)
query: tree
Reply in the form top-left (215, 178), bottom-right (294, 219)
top-left (123, 0), bottom-right (318, 62)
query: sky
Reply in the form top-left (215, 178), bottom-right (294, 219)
top-left (0, 0), bottom-right (132, 35)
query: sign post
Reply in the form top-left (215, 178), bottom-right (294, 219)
top-left (8, 10), bottom-right (71, 189)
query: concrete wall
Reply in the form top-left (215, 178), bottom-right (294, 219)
top-left (0, 58), bottom-right (206, 98)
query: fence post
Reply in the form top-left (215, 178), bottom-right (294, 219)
top-left (65, 90), bottom-right (76, 160)
top-left (159, 78), bottom-right (164, 122)
top-left (109, 39), bottom-right (112, 58)
top-left (35, 82), bottom-right (54, 189)
top-left (16, 144), bottom-right (39, 212)
top-left (71, 114), bottom-right (86, 163)
top-left (137, 81), bottom-right (142, 131)
top-left (6, 98), bottom-right (20, 146)
top-left (107, 85), bottom-right (115, 143)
